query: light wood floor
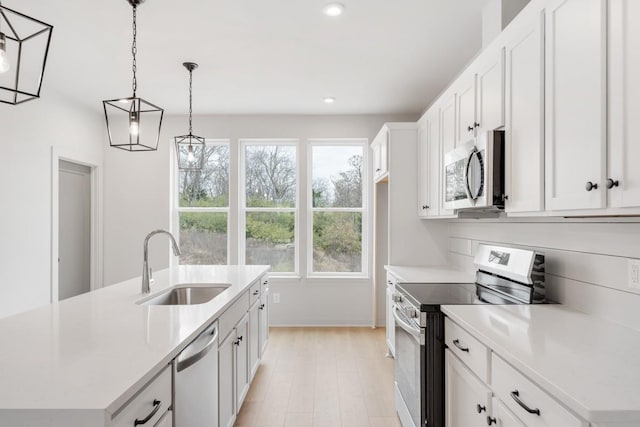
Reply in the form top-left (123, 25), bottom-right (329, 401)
top-left (235, 327), bottom-right (401, 427)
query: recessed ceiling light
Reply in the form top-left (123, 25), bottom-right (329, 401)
top-left (323, 3), bottom-right (345, 17)
top-left (324, 97), bottom-right (336, 104)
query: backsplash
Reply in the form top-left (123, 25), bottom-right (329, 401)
top-left (447, 219), bottom-right (640, 332)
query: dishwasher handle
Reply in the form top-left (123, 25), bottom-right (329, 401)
top-left (176, 323), bottom-right (218, 373)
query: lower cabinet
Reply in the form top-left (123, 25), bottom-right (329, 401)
top-left (218, 331), bottom-right (236, 427)
top-left (235, 313), bottom-right (250, 410)
top-left (259, 288), bottom-right (270, 356)
top-left (249, 300), bottom-right (260, 381)
top-left (491, 397), bottom-right (525, 427)
top-left (111, 366), bottom-right (172, 427)
top-left (445, 349), bottom-right (492, 427)
top-left (385, 274), bottom-right (396, 357)
top-left (154, 410), bottom-right (173, 427)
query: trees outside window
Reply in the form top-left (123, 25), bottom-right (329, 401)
top-left (310, 143), bottom-right (366, 274)
top-left (241, 142), bottom-right (298, 274)
top-left (176, 142), bottom-right (230, 265)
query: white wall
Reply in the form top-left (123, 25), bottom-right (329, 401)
top-left (0, 90), bottom-right (105, 319)
top-left (104, 114), bottom-right (419, 326)
top-left (447, 218), bottom-right (640, 332)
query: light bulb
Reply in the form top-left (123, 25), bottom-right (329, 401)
top-left (129, 112), bottom-right (139, 136)
top-left (187, 145), bottom-right (195, 163)
top-left (0, 34), bottom-right (9, 74)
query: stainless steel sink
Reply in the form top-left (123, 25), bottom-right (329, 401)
top-left (140, 284), bottom-right (230, 306)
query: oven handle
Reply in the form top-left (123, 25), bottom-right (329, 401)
top-left (463, 147), bottom-right (478, 204)
top-left (393, 306), bottom-right (421, 339)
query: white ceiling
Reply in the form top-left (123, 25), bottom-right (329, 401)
top-left (13, 0), bottom-right (490, 115)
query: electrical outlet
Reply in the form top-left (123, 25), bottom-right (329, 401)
top-left (273, 293), bottom-right (280, 304)
top-left (628, 259), bottom-right (640, 290)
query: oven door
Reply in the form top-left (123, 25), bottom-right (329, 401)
top-left (393, 305), bottom-right (422, 427)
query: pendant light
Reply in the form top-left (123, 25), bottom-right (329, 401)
top-left (175, 62), bottom-right (205, 171)
top-left (103, 0), bottom-right (164, 152)
top-left (0, 1), bottom-right (53, 105)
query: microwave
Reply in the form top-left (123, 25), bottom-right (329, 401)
top-left (443, 130), bottom-right (505, 211)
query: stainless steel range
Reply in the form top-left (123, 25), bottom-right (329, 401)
top-left (393, 245), bottom-right (545, 427)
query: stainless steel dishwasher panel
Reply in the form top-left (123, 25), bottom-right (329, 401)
top-left (174, 320), bottom-right (219, 427)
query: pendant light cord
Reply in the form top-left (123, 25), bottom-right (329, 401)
top-left (131, 5), bottom-right (138, 97)
top-left (188, 68), bottom-right (193, 135)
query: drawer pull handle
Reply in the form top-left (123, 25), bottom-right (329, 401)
top-left (134, 399), bottom-right (161, 425)
top-left (486, 416), bottom-right (497, 425)
top-left (259, 304), bottom-right (265, 310)
top-left (476, 404), bottom-right (486, 414)
top-left (452, 339), bottom-right (469, 353)
top-left (253, 290), bottom-right (260, 295)
top-left (511, 390), bottom-right (541, 416)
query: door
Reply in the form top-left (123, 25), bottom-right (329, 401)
top-left (440, 94), bottom-right (457, 216)
top-left (427, 109), bottom-right (443, 217)
top-left (418, 120), bottom-right (430, 218)
top-left (218, 331), bottom-right (235, 427)
top-left (58, 160), bottom-right (91, 300)
top-left (476, 47), bottom-right (505, 135)
top-left (505, 11), bottom-right (545, 213)
top-left (249, 300), bottom-right (260, 380)
top-left (445, 350), bottom-right (492, 427)
top-left (545, 0), bottom-right (607, 211)
top-left (608, 0), bottom-right (640, 208)
top-left (235, 314), bottom-right (250, 410)
top-left (259, 289), bottom-right (270, 356)
top-left (456, 73), bottom-right (477, 147)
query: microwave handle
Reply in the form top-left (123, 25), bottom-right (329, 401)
top-left (463, 147), bottom-right (477, 203)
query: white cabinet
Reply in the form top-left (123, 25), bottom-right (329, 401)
top-left (111, 366), bottom-right (172, 427)
top-left (440, 94), bottom-right (457, 216)
top-left (372, 129), bottom-right (389, 182)
top-left (249, 300), bottom-right (260, 380)
top-left (445, 350), bottom-right (492, 427)
top-left (259, 288), bottom-right (270, 356)
top-left (504, 9), bottom-right (545, 213)
top-left (385, 273), bottom-right (396, 357)
top-left (545, 0), bottom-right (607, 211)
top-left (491, 397), bottom-right (525, 427)
top-left (218, 331), bottom-right (235, 427)
top-left (154, 410), bottom-right (173, 427)
top-left (476, 48), bottom-right (505, 136)
top-left (456, 72), bottom-right (478, 147)
top-left (608, 0), bottom-right (640, 209)
top-left (235, 313), bottom-right (250, 411)
top-left (418, 120), bottom-right (431, 218)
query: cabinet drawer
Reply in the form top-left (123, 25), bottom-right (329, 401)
top-left (444, 317), bottom-right (490, 382)
top-left (492, 355), bottom-right (587, 427)
top-left (386, 273), bottom-right (398, 288)
top-left (260, 275), bottom-right (269, 295)
top-left (111, 365), bottom-right (172, 427)
top-left (219, 290), bottom-right (249, 342)
top-left (249, 281), bottom-right (260, 306)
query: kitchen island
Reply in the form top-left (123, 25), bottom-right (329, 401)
top-left (0, 265), bottom-right (269, 427)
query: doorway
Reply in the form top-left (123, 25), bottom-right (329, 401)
top-left (58, 160), bottom-right (92, 300)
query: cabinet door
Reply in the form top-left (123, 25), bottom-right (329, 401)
top-left (385, 284), bottom-right (395, 357)
top-left (456, 73), bottom-right (477, 147)
top-left (249, 300), bottom-right (260, 381)
top-left (259, 289), bottom-right (270, 356)
top-left (235, 314), bottom-right (250, 411)
top-left (491, 398), bottom-right (525, 427)
top-left (445, 350), bottom-right (491, 427)
top-left (476, 48), bottom-right (505, 135)
top-left (505, 10), bottom-right (545, 213)
top-left (545, 0), bottom-right (607, 211)
top-left (372, 142), bottom-right (382, 179)
top-left (418, 120), bottom-right (431, 218)
top-left (427, 109), bottom-right (443, 217)
top-left (608, 0), bottom-right (640, 208)
top-left (153, 410), bottom-right (173, 427)
top-left (218, 332), bottom-right (235, 427)
top-left (440, 96), bottom-right (457, 216)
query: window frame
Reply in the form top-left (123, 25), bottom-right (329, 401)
top-left (239, 139), bottom-right (300, 277)
top-left (172, 139), bottom-right (231, 266)
top-left (306, 139), bottom-right (369, 278)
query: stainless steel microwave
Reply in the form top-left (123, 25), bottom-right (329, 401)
top-left (443, 130), bottom-right (505, 211)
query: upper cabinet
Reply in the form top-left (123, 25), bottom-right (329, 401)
top-left (455, 72), bottom-right (478, 147)
top-left (608, 0), bottom-right (640, 209)
top-left (503, 8), bottom-right (545, 214)
top-left (544, 0), bottom-right (607, 211)
top-left (372, 128), bottom-right (389, 182)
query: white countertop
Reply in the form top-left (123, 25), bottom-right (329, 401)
top-left (443, 304), bottom-right (640, 424)
top-left (385, 265), bottom-right (475, 283)
top-left (0, 265), bottom-right (268, 421)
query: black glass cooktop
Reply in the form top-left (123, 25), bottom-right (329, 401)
top-left (396, 282), bottom-right (520, 312)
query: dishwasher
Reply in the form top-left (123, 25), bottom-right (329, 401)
top-left (174, 320), bottom-right (219, 427)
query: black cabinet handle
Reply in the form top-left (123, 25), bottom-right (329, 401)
top-left (486, 416), bottom-right (497, 425)
top-left (510, 390), bottom-right (541, 415)
top-left (452, 339), bottom-right (469, 353)
top-left (376, 168), bottom-right (381, 172)
top-left (606, 178), bottom-right (619, 189)
top-left (422, 205), bottom-right (429, 210)
top-left (476, 404), bottom-right (486, 414)
top-left (134, 400), bottom-right (161, 425)
top-left (259, 304), bottom-right (265, 310)
top-left (468, 125), bottom-right (474, 132)
top-left (253, 290), bottom-right (260, 295)
top-left (238, 335), bottom-right (243, 342)
top-left (474, 122), bottom-right (480, 128)
top-left (585, 181), bottom-right (598, 191)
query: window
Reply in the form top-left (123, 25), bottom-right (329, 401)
top-left (310, 141), bottom-right (366, 275)
top-left (176, 141), bottom-right (230, 265)
top-left (241, 141), bottom-right (298, 275)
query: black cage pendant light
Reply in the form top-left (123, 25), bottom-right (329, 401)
top-left (175, 62), bottom-right (205, 171)
top-left (103, 0), bottom-right (164, 152)
top-left (0, 1), bottom-right (53, 105)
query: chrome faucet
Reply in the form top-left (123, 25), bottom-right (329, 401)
top-left (142, 230), bottom-right (181, 294)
